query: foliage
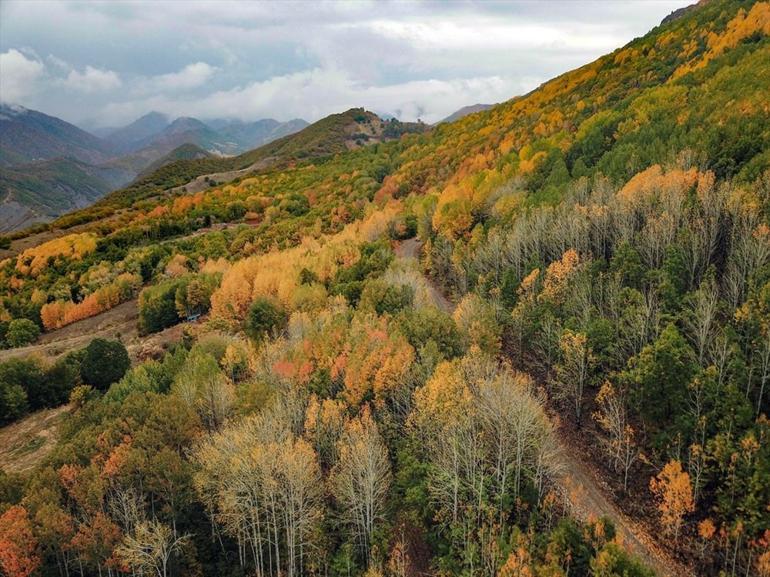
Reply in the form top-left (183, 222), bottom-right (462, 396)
top-left (5, 318), bottom-right (40, 347)
top-left (245, 297), bottom-right (288, 341)
top-left (81, 338), bottom-right (130, 390)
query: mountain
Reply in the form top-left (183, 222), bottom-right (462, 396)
top-left (104, 116), bottom-right (311, 175)
top-left (0, 104), bottom-right (112, 167)
top-left (72, 108), bottom-right (428, 213)
top-left (232, 108), bottom-right (426, 168)
top-left (103, 111), bottom-right (170, 153)
top-left (135, 143), bottom-right (216, 179)
top-left (0, 158), bottom-right (129, 230)
top-left (215, 118), bottom-right (310, 150)
top-left (439, 103), bottom-right (494, 124)
top-left (0, 107), bottom-right (312, 232)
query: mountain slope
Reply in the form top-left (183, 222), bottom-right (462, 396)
top-left (104, 111), bottom-right (170, 153)
top-left (135, 143), bottom-right (216, 179)
top-left (0, 158), bottom-right (127, 230)
top-left (51, 108), bottom-right (427, 218)
top-left (439, 103), bottom-right (494, 124)
top-left (0, 104), bottom-right (112, 167)
top-left (1, 3), bottom-right (769, 577)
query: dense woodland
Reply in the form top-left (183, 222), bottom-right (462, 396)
top-left (1, 1), bottom-right (769, 576)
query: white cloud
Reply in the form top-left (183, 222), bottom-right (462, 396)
top-left (1, 0), bottom-right (693, 125)
top-left (0, 49), bottom-right (45, 103)
top-left (100, 67), bottom-right (528, 125)
top-left (64, 65), bottom-right (122, 92)
top-left (151, 62), bottom-right (217, 91)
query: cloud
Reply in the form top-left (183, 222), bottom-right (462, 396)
top-left (64, 65), bottom-right (122, 92)
top-left (150, 62), bottom-right (217, 91)
top-left (0, 49), bottom-right (45, 103)
top-left (0, 0), bottom-right (693, 125)
top-left (100, 67), bottom-right (527, 125)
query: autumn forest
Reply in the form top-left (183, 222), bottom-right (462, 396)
top-left (0, 1), bottom-right (769, 577)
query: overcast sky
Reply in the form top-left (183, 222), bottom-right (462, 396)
top-left (0, 0), bottom-right (692, 128)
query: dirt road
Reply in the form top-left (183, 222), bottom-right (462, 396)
top-left (395, 237), bottom-right (689, 577)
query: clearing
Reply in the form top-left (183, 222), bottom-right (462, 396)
top-left (0, 404), bottom-right (70, 473)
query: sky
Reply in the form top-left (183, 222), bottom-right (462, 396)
top-left (0, 0), bottom-right (692, 128)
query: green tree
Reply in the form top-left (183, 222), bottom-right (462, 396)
top-left (0, 358), bottom-right (45, 410)
top-left (5, 319), bottom-right (40, 348)
top-left (624, 324), bottom-right (695, 426)
top-left (81, 339), bottom-right (130, 391)
top-left (245, 297), bottom-right (288, 341)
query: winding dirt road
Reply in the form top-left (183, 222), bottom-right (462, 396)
top-left (395, 237), bottom-right (689, 577)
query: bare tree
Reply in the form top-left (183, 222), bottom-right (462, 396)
top-left (115, 520), bottom-right (189, 577)
top-left (593, 381), bottom-right (638, 492)
top-left (192, 406), bottom-right (323, 577)
top-left (552, 330), bottom-right (594, 425)
top-left (685, 279), bottom-right (720, 367)
top-left (331, 408), bottom-right (391, 564)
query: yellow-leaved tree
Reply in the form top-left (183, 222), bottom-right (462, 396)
top-left (649, 459), bottom-right (695, 541)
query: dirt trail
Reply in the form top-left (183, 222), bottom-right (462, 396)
top-left (395, 237), bottom-right (688, 577)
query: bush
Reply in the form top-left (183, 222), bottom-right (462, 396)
top-left (81, 339), bottom-right (130, 391)
top-left (359, 280), bottom-right (414, 316)
top-left (5, 319), bottom-right (40, 348)
top-left (245, 298), bottom-right (288, 341)
top-left (0, 379), bottom-right (28, 425)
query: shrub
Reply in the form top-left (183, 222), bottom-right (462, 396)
top-left (5, 319), bottom-right (40, 348)
top-left (359, 280), bottom-right (414, 316)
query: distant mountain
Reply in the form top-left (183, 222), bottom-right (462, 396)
top-left (86, 108), bottom-right (428, 214)
top-left (0, 158), bottom-right (131, 231)
top-left (215, 118), bottom-right (310, 151)
top-left (107, 116), bottom-right (310, 174)
top-left (0, 104), bottom-right (112, 167)
top-left (104, 111), bottom-right (170, 153)
top-left (439, 103), bottom-right (494, 124)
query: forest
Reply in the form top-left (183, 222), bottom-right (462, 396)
top-left (1, 1), bottom-right (769, 576)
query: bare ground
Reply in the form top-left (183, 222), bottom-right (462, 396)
top-left (0, 404), bottom-right (71, 473)
top-left (395, 237), bottom-right (690, 577)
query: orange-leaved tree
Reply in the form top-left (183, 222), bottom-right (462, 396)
top-left (649, 459), bottom-right (695, 541)
top-left (0, 506), bottom-right (41, 577)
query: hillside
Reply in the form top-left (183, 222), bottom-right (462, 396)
top-left (135, 142), bottom-right (216, 179)
top-left (0, 104), bottom-right (112, 167)
top-left (0, 158), bottom-right (132, 231)
top-left (1, 2), bottom-right (769, 577)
